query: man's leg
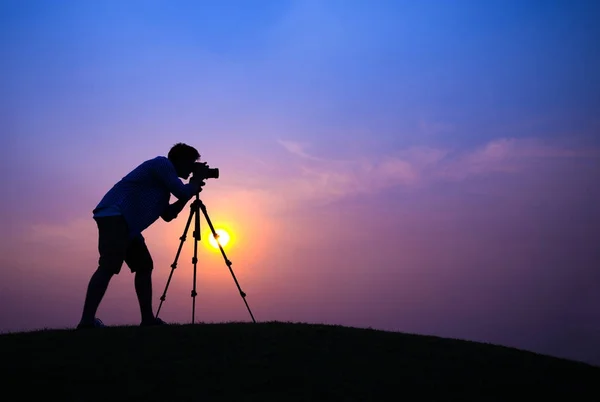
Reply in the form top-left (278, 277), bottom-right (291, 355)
top-left (134, 270), bottom-right (154, 323)
top-left (125, 236), bottom-right (160, 324)
top-left (80, 268), bottom-right (114, 325)
top-left (79, 216), bottom-right (128, 327)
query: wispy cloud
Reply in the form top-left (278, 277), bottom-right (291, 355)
top-left (438, 138), bottom-right (600, 180)
top-left (276, 139), bottom-right (319, 160)
top-left (266, 137), bottom-right (600, 208)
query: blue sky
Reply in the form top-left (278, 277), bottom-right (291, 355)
top-left (4, 0), bottom-right (598, 149)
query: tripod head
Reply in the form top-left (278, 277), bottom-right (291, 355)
top-left (189, 177), bottom-right (206, 196)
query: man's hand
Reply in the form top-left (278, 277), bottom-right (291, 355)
top-left (189, 175), bottom-right (205, 194)
top-left (161, 198), bottom-right (189, 222)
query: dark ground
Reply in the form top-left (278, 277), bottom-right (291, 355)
top-left (1, 321), bottom-right (598, 401)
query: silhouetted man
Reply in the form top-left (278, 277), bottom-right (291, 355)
top-left (77, 143), bottom-right (205, 328)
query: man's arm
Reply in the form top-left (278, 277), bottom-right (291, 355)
top-left (161, 198), bottom-right (190, 222)
top-left (161, 178), bottom-right (204, 222)
top-left (153, 157), bottom-right (202, 200)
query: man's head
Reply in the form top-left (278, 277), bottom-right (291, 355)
top-left (168, 143), bottom-right (200, 179)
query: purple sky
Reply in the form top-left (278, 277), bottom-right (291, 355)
top-left (2, 1), bottom-right (600, 366)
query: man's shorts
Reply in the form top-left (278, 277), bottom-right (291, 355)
top-left (94, 215), bottom-right (153, 275)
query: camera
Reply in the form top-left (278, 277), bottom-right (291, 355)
top-left (192, 161), bottom-right (219, 180)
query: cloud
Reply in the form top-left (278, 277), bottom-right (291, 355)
top-left (250, 142), bottom-right (444, 209)
top-left (438, 138), bottom-right (600, 181)
top-left (438, 138), bottom-right (522, 179)
top-left (267, 136), bottom-right (600, 208)
top-left (276, 139), bottom-right (318, 160)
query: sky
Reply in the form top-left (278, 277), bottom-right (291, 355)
top-left (1, 0), bottom-right (600, 366)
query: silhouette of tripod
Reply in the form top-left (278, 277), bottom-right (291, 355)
top-left (155, 192), bottom-right (256, 324)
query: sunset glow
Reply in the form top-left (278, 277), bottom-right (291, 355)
top-left (208, 229), bottom-right (230, 249)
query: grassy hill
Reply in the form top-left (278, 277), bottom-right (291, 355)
top-left (1, 321), bottom-right (598, 401)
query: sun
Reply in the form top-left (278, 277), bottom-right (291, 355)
top-left (208, 229), bottom-right (230, 249)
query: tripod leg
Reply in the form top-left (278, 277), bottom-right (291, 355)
top-left (198, 200), bottom-right (257, 323)
top-left (191, 194), bottom-right (201, 324)
top-left (156, 201), bottom-right (196, 319)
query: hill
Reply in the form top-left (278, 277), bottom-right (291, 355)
top-left (1, 321), bottom-right (598, 401)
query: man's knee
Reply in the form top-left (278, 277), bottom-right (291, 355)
top-left (132, 259), bottom-right (153, 274)
top-left (96, 216), bottom-right (129, 275)
top-left (126, 236), bottom-right (153, 274)
top-left (126, 248), bottom-right (153, 273)
top-left (93, 265), bottom-right (116, 281)
top-left (98, 254), bottom-right (126, 275)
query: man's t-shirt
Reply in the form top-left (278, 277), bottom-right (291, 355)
top-left (93, 156), bottom-right (197, 238)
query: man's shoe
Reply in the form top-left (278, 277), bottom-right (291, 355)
top-left (76, 318), bottom-right (106, 329)
top-left (140, 317), bottom-right (168, 327)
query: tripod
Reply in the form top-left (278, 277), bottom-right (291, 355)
top-left (155, 192), bottom-right (256, 324)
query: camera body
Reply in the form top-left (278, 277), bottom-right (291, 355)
top-left (192, 162), bottom-right (219, 180)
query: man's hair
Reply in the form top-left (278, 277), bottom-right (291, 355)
top-left (168, 143), bottom-right (200, 163)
